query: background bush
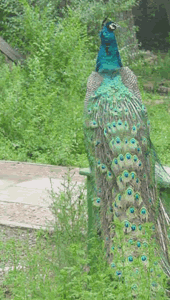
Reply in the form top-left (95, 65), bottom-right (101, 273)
top-left (0, 0), bottom-right (169, 167)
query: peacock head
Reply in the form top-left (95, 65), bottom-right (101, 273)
top-left (100, 19), bottom-right (120, 44)
top-left (95, 18), bottom-right (122, 72)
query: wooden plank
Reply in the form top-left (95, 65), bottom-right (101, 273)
top-left (0, 36), bottom-right (25, 63)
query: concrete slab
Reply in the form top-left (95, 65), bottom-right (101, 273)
top-left (0, 180), bottom-right (15, 190)
top-left (0, 186), bottom-right (50, 206)
top-left (0, 177), bottom-right (84, 207)
top-left (16, 178), bottom-right (63, 190)
top-left (16, 177), bottom-right (82, 191)
top-left (0, 160), bottom-right (169, 232)
top-left (164, 166), bottom-right (170, 174)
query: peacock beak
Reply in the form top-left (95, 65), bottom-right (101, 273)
top-left (113, 22), bottom-right (121, 29)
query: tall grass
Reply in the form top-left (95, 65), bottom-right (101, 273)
top-left (0, 170), bottom-right (169, 299)
top-left (0, 4), bottom-right (94, 166)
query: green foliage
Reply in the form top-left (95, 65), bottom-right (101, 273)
top-left (0, 3), bottom-right (94, 166)
top-left (131, 50), bottom-right (170, 80)
top-left (0, 0), bottom-right (139, 60)
top-left (147, 103), bottom-right (170, 166)
top-left (0, 172), bottom-right (169, 299)
top-left (0, 0), bottom-right (169, 167)
top-left (130, 51), bottom-right (170, 166)
top-left (49, 169), bottom-right (88, 245)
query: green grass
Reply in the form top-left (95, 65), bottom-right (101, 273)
top-left (129, 50), bottom-right (170, 167)
top-left (146, 102), bottom-right (170, 165)
top-left (0, 170), bottom-right (169, 300)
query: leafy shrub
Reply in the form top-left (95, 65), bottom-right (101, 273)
top-left (0, 3), bottom-right (94, 166)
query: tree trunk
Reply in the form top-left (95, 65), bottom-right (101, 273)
top-left (117, 10), bottom-right (139, 55)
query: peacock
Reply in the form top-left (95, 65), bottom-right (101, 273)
top-left (84, 18), bottom-right (170, 297)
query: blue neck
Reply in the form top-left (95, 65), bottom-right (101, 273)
top-left (95, 34), bottom-right (122, 73)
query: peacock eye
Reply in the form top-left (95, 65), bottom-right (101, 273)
top-left (109, 23), bottom-right (116, 30)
